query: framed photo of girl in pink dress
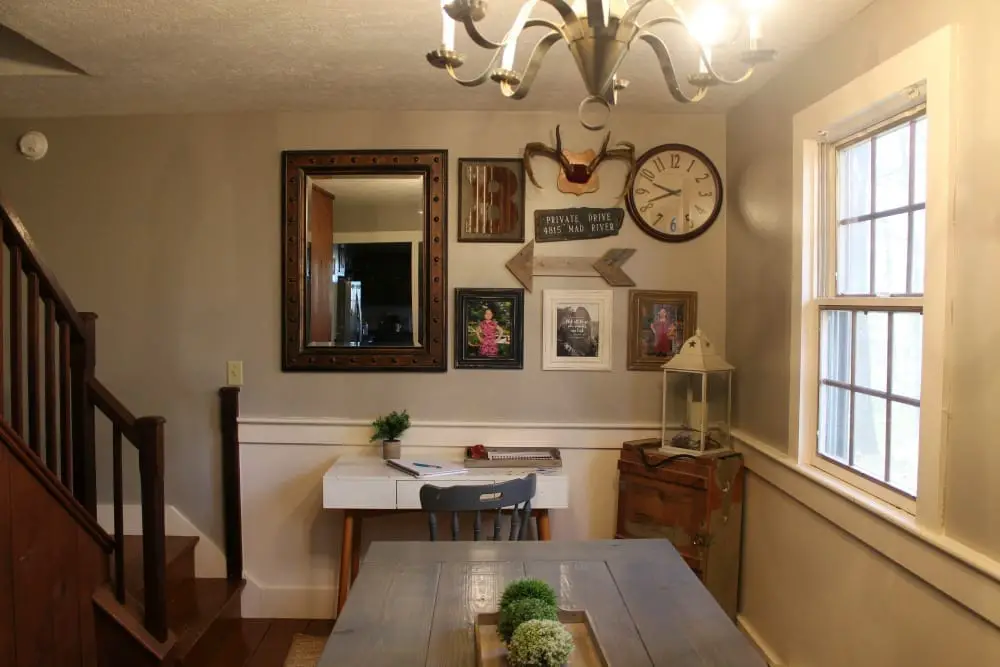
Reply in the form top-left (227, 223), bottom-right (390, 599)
top-left (454, 288), bottom-right (525, 369)
top-left (627, 290), bottom-right (697, 371)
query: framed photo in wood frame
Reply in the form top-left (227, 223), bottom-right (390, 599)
top-left (542, 290), bottom-right (613, 371)
top-left (627, 290), bottom-right (697, 371)
top-left (457, 158), bottom-right (525, 243)
top-left (454, 288), bottom-right (525, 369)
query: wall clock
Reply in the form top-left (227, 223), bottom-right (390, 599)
top-left (625, 144), bottom-right (723, 242)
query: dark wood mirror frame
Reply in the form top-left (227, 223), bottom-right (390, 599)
top-left (281, 149), bottom-right (448, 372)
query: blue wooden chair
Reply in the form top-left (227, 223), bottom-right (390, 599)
top-left (418, 474), bottom-right (537, 541)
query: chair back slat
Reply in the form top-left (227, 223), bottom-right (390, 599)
top-left (419, 474), bottom-right (537, 542)
top-left (520, 499), bottom-right (533, 540)
top-left (428, 511), bottom-right (438, 541)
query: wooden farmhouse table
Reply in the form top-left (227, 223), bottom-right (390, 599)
top-left (318, 539), bottom-right (765, 667)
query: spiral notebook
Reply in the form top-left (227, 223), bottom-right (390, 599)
top-left (464, 446), bottom-right (563, 468)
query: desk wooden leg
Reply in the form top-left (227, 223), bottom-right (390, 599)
top-left (337, 510), bottom-right (355, 616)
top-left (537, 509), bottom-right (551, 541)
top-left (350, 511), bottom-right (362, 584)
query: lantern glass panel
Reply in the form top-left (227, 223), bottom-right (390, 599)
top-left (706, 371), bottom-right (732, 449)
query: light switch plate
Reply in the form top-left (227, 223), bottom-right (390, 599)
top-left (226, 360), bottom-right (244, 386)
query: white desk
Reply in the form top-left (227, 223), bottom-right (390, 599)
top-left (322, 456), bottom-right (569, 613)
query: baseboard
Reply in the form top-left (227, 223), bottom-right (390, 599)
top-left (96, 503), bottom-right (227, 579)
top-left (239, 580), bottom-right (336, 620)
top-left (737, 614), bottom-right (784, 666)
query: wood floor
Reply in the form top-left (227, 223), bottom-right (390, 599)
top-left (184, 618), bottom-right (334, 667)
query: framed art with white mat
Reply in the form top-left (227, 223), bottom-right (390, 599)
top-left (542, 290), bottom-right (613, 371)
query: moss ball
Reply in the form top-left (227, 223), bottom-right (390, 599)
top-left (499, 578), bottom-right (557, 612)
top-left (507, 619), bottom-right (575, 667)
top-left (497, 598), bottom-right (559, 643)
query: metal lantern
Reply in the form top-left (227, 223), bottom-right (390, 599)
top-left (660, 329), bottom-right (734, 456)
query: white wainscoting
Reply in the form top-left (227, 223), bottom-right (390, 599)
top-left (238, 416), bottom-right (659, 618)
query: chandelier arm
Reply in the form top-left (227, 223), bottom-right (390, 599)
top-left (458, 2), bottom-right (568, 51)
top-left (639, 17), bottom-right (757, 86)
top-left (534, 0), bottom-right (578, 25)
top-left (499, 30), bottom-right (564, 100)
top-left (444, 49), bottom-right (505, 87)
top-left (637, 33), bottom-right (709, 104)
top-left (621, 0), bottom-right (665, 25)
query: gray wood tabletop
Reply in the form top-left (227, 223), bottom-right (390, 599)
top-left (319, 540), bottom-right (764, 666)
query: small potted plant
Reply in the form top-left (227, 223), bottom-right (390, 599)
top-left (370, 410), bottom-right (410, 459)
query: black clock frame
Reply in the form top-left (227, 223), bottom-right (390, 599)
top-left (625, 143), bottom-right (724, 243)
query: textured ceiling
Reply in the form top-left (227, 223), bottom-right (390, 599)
top-left (0, 0), bottom-right (876, 118)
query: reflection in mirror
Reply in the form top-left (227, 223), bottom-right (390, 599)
top-left (305, 174), bottom-right (425, 348)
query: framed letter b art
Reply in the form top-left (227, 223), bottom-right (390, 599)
top-left (457, 158), bottom-right (525, 243)
top-left (627, 290), bottom-right (697, 371)
top-left (454, 288), bottom-right (524, 369)
top-left (542, 290), bottom-right (613, 371)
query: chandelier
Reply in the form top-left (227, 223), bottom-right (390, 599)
top-left (427, 0), bottom-right (775, 128)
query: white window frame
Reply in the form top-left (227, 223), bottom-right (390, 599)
top-left (790, 27), bottom-right (954, 528)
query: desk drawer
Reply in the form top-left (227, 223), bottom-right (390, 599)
top-left (396, 479), bottom-right (492, 509)
top-left (617, 473), bottom-right (706, 558)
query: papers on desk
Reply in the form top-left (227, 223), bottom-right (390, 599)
top-left (386, 459), bottom-right (468, 479)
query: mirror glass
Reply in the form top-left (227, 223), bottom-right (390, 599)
top-left (304, 174), bottom-right (426, 348)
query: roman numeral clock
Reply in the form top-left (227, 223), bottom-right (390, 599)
top-left (625, 144), bottom-right (723, 242)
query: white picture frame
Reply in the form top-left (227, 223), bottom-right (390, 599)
top-left (542, 290), bottom-right (613, 371)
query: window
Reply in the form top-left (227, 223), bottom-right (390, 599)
top-left (815, 107), bottom-right (927, 504)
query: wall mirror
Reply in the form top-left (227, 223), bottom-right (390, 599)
top-left (282, 150), bottom-right (448, 371)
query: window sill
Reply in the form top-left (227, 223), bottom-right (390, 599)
top-left (733, 428), bottom-right (1000, 630)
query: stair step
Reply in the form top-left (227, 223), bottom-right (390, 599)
top-left (167, 578), bottom-right (244, 663)
top-left (122, 534), bottom-right (199, 598)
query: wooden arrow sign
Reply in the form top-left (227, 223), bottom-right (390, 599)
top-left (505, 240), bottom-right (636, 292)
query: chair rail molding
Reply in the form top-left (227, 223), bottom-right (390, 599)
top-left (238, 416), bottom-right (661, 449)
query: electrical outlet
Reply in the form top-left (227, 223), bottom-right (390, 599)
top-left (226, 361), bottom-right (244, 386)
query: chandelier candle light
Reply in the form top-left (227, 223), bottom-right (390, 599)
top-left (428, 0), bottom-right (776, 129)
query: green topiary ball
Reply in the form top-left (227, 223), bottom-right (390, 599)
top-left (506, 619), bottom-right (575, 667)
top-left (500, 578), bottom-right (557, 612)
top-left (497, 598), bottom-right (559, 643)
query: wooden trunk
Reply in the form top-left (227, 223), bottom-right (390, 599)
top-left (615, 440), bottom-right (745, 619)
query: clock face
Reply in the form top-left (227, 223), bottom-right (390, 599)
top-left (626, 144), bottom-right (723, 242)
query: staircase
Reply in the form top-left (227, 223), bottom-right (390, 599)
top-left (0, 194), bottom-right (245, 667)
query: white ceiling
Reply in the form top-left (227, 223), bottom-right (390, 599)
top-left (0, 0), bottom-right (875, 118)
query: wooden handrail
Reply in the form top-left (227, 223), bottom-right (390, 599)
top-left (88, 377), bottom-right (139, 443)
top-left (0, 193), bottom-right (87, 338)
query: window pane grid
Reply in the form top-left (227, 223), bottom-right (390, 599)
top-left (818, 309), bottom-right (921, 496)
top-left (834, 113), bottom-right (926, 298)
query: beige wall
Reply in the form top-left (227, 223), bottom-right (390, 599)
top-left (742, 473), bottom-right (1000, 666)
top-left (728, 0), bottom-right (1000, 661)
top-left (0, 110), bottom-right (726, 548)
top-left (727, 0), bottom-right (1000, 558)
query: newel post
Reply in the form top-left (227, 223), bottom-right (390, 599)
top-left (70, 312), bottom-right (97, 515)
top-left (219, 386), bottom-right (243, 582)
top-left (136, 415), bottom-right (168, 642)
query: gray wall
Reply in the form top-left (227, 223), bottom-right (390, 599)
top-left (0, 110), bottom-right (726, 546)
top-left (726, 0), bottom-right (1000, 558)
top-left (727, 0), bottom-right (1000, 662)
